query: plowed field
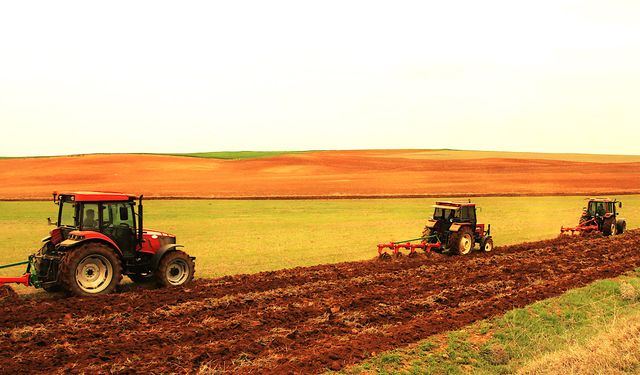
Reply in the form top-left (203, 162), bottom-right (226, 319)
top-left (1, 231), bottom-right (640, 374)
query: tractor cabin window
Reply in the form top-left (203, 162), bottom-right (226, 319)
top-left (103, 203), bottom-right (135, 228)
top-left (462, 206), bottom-right (476, 223)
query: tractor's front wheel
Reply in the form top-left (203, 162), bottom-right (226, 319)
top-left (60, 243), bottom-right (123, 296)
top-left (451, 227), bottom-right (474, 255)
top-left (155, 250), bottom-right (195, 288)
top-left (481, 237), bottom-right (494, 252)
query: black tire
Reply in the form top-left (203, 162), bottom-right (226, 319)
top-left (617, 220), bottom-right (626, 235)
top-left (450, 227), bottom-right (475, 255)
top-left (59, 242), bottom-right (123, 296)
top-left (128, 273), bottom-right (155, 283)
top-left (481, 237), bottom-right (494, 252)
top-left (155, 250), bottom-right (195, 288)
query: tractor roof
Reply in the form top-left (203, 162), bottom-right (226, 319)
top-left (56, 191), bottom-right (137, 202)
top-left (433, 201), bottom-right (475, 210)
top-left (586, 197), bottom-right (617, 203)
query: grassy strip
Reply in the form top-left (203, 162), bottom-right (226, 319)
top-left (336, 269), bottom-right (640, 374)
top-left (0, 151), bottom-right (306, 160)
top-left (166, 150), bottom-right (307, 159)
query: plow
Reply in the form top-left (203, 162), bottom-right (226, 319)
top-left (377, 235), bottom-right (442, 259)
top-left (378, 200), bottom-right (493, 259)
top-left (560, 217), bottom-right (600, 235)
top-left (0, 257), bottom-right (40, 288)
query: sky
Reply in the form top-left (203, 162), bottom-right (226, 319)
top-left (1, 0), bottom-right (639, 156)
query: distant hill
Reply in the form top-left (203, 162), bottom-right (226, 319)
top-left (0, 150), bottom-right (639, 199)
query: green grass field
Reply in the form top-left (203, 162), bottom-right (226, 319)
top-left (1, 196), bottom-right (639, 281)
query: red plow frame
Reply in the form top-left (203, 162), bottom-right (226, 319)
top-left (377, 236), bottom-right (442, 259)
top-left (560, 218), bottom-right (599, 235)
top-left (0, 258), bottom-right (38, 288)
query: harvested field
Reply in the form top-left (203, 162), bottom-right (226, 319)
top-left (1, 150), bottom-right (640, 199)
top-left (1, 231), bottom-right (640, 374)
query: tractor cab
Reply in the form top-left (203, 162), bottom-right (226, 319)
top-left (431, 201), bottom-right (477, 231)
top-left (432, 203), bottom-right (477, 223)
top-left (585, 198), bottom-right (621, 219)
top-left (55, 192), bottom-right (141, 258)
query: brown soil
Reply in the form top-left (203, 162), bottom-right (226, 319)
top-left (1, 231), bottom-right (640, 374)
top-left (1, 151), bottom-right (639, 199)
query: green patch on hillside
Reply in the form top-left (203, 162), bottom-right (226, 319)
top-left (168, 151), bottom-right (307, 160)
top-left (336, 270), bottom-right (640, 374)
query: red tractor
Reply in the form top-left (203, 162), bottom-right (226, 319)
top-left (378, 201), bottom-right (493, 258)
top-left (561, 198), bottom-right (626, 236)
top-left (0, 192), bottom-right (195, 296)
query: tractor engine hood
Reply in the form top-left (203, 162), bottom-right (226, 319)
top-left (141, 229), bottom-right (177, 254)
top-left (142, 229), bottom-right (176, 239)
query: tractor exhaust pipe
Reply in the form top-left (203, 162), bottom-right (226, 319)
top-left (138, 195), bottom-right (144, 242)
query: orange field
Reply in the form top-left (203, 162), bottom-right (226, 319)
top-left (1, 150), bottom-right (639, 199)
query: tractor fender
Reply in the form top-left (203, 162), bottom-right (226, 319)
top-left (57, 232), bottom-right (123, 257)
top-left (151, 244), bottom-right (185, 270)
top-left (425, 220), bottom-right (437, 229)
top-left (449, 223), bottom-right (462, 232)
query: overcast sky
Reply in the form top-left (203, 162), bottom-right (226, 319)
top-left (1, 0), bottom-right (639, 156)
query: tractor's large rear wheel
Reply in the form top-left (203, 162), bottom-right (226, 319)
top-left (603, 218), bottom-right (617, 236)
top-left (617, 220), bottom-right (626, 235)
top-left (450, 227), bottom-right (474, 255)
top-left (60, 243), bottom-right (123, 296)
top-left (155, 250), bottom-right (195, 288)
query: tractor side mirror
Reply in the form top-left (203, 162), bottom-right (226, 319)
top-left (119, 207), bottom-right (129, 221)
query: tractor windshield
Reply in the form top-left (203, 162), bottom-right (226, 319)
top-left (587, 201), bottom-right (607, 216)
top-left (433, 208), bottom-right (460, 220)
top-left (59, 201), bottom-right (77, 227)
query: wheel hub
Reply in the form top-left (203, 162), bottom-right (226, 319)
top-left (165, 259), bottom-right (189, 286)
top-left (460, 234), bottom-right (472, 254)
top-left (75, 255), bottom-right (113, 293)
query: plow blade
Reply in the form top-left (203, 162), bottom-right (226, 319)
top-left (377, 236), bottom-right (441, 259)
